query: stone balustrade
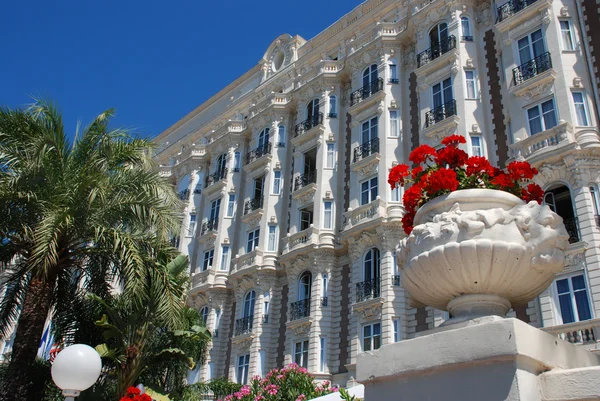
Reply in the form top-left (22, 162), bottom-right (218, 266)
top-left (510, 121), bottom-right (575, 161)
top-left (343, 197), bottom-right (387, 230)
top-left (541, 318), bottom-right (600, 348)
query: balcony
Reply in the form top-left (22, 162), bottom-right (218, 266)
top-left (245, 143), bottom-right (272, 171)
top-left (244, 197), bottom-right (263, 215)
top-left (290, 299), bottom-right (311, 321)
top-left (343, 197), bottom-right (388, 232)
top-left (509, 121), bottom-right (576, 165)
top-left (353, 138), bottom-right (380, 164)
top-left (190, 269), bottom-right (228, 294)
top-left (564, 216), bottom-right (581, 244)
top-left (327, 112), bottom-right (338, 118)
top-left (541, 318), bottom-right (600, 350)
top-left (513, 52), bottom-right (552, 86)
top-left (235, 316), bottom-right (253, 336)
top-left (349, 78), bottom-right (384, 110)
top-left (417, 36), bottom-right (457, 68)
top-left (294, 113), bottom-right (323, 138)
top-left (283, 226), bottom-right (320, 254)
top-left (159, 166), bottom-right (172, 177)
top-left (496, 0), bottom-right (539, 23)
top-left (292, 114), bottom-right (325, 147)
top-left (178, 189), bottom-right (190, 201)
top-left (461, 36), bottom-right (473, 41)
top-left (321, 297), bottom-right (328, 307)
top-left (393, 275), bottom-right (401, 286)
top-left (294, 171), bottom-right (317, 192)
top-left (241, 197), bottom-right (264, 226)
top-left (200, 219), bottom-right (218, 236)
top-left (425, 100), bottom-right (457, 129)
top-left (356, 278), bottom-right (381, 303)
top-left (205, 168), bottom-right (228, 188)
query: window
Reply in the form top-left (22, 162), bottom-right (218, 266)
top-left (323, 201), bottom-right (333, 229)
top-left (329, 95), bottom-right (338, 118)
top-left (391, 178), bottom-right (401, 202)
top-left (361, 177), bottom-right (378, 205)
top-left (527, 98), bottom-right (557, 135)
top-left (362, 322), bottom-right (382, 351)
top-left (388, 59), bottom-right (398, 83)
top-left (272, 171), bottom-right (282, 195)
top-left (207, 362), bottom-right (215, 382)
top-left (258, 350), bottom-right (267, 377)
top-left (294, 340), bottom-right (309, 368)
top-left (322, 274), bottom-right (329, 300)
top-left (215, 308), bottom-right (222, 334)
top-left (277, 125), bottom-right (286, 147)
top-left (590, 187), bottom-right (600, 218)
top-left (298, 271), bottom-right (312, 301)
top-left (209, 199), bottom-right (221, 222)
top-left (432, 77), bottom-right (453, 109)
top-left (263, 292), bottom-right (270, 322)
top-left (320, 337), bottom-right (327, 372)
top-left (267, 225), bottom-right (277, 252)
top-left (572, 92), bottom-right (590, 126)
top-left (237, 354), bottom-right (250, 384)
top-left (188, 214), bottom-right (197, 236)
top-left (560, 20), bottom-right (575, 51)
top-left (200, 306), bottom-right (209, 325)
top-left (220, 245), bottom-right (230, 271)
top-left (393, 319), bottom-right (400, 342)
top-left (226, 194), bottom-right (236, 217)
top-left (461, 17), bottom-right (472, 40)
top-left (258, 128), bottom-right (270, 148)
top-left (202, 249), bottom-right (214, 271)
top-left (300, 208), bottom-right (313, 231)
top-left (361, 117), bottom-right (378, 144)
top-left (233, 152), bottom-right (241, 172)
top-left (326, 143), bottom-right (335, 168)
top-left (364, 248), bottom-right (381, 282)
top-left (518, 29), bottom-right (545, 65)
top-left (470, 135), bottom-right (483, 157)
top-left (307, 98), bottom-right (320, 119)
top-left (247, 229), bottom-right (260, 253)
top-left (243, 290), bottom-right (256, 318)
top-left (389, 110), bottom-right (399, 137)
top-left (362, 64), bottom-right (379, 87)
top-left (465, 70), bottom-right (477, 99)
top-left (555, 275), bottom-right (592, 324)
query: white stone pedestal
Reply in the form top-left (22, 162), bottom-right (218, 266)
top-left (356, 318), bottom-right (600, 401)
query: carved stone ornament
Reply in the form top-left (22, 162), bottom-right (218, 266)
top-left (398, 189), bottom-right (569, 325)
top-left (297, 189), bottom-right (315, 206)
top-left (233, 334), bottom-right (255, 350)
top-left (520, 81), bottom-right (554, 101)
top-left (353, 299), bottom-right (384, 321)
top-left (287, 317), bottom-right (313, 336)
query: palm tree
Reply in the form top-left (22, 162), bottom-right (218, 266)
top-left (0, 100), bottom-right (182, 401)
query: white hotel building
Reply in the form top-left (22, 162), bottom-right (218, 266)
top-left (152, 0), bottom-right (600, 387)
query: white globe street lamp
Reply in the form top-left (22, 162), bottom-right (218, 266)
top-left (51, 344), bottom-right (102, 401)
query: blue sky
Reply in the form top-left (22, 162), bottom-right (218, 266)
top-left (1, 0), bottom-right (360, 140)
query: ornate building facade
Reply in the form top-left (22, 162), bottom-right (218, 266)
top-left (152, 0), bottom-right (600, 387)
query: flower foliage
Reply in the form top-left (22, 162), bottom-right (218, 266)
top-left (218, 363), bottom-right (336, 401)
top-left (120, 387), bottom-right (152, 401)
top-left (388, 135), bottom-right (543, 235)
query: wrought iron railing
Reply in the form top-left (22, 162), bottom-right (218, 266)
top-left (275, 142), bottom-right (286, 148)
top-left (200, 219), bottom-right (218, 235)
top-left (205, 168), bottom-right (228, 188)
top-left (353, 137), bottom-right (380, 163)
top-left (496, 0), bottom-right (539, 22)
top-left (294, 113), bottom-right (323, 137)
top-left (290, 299), bottom-right (311, 321)
top-left (416, 36), bottom-right (457, 68)
top-left (193, 188), bottom-right (202, 194)
top-left (321, 297), bottom-right (328, 307)
top-left (246, 143), bottom-right (272, 165)
top-left (327, 112), bottom-right (338, 118)
top-left (388, 78), bottom-right (399, 84)
top-left (244, 197), bottom-right (264, 215)
top-left (393, 275), bottom-right (401, 286)
top-left (262, 315), bottom-right (269, 324)
top-left (178, 189), bottom-right (190, 200)
top-left (350, 78), bottom-right (384, 107)
top-left (213, 329), bottom-right (219, 338)
top-left (294, 170), bottom-right (317, 191)
top-left (425, 99), bottom-right (457, 128)
top-left (462, 36), bottom-right (473, 41)
top-left (564, 216), bottom-right (580, 244)
top-left (235, 316), bottom-right (253, 336)
top-left (356, 278), bottom-right (381, 303)
top-left (512, 52), bottom-right (552, 85)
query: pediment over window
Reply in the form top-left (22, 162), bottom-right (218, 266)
top-left (261, 34), bottom-right (306, 81)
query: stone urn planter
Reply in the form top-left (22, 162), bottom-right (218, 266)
top-left (397, 189), bottom-right (569, 323)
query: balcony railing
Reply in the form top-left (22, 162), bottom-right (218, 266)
top-left (425, 99), bottom-right (457, 129)
top-left (327, 112), bottom-right (338, 118)
top-left (356, 278), bottom-right (381, 303)
top-left (353, 137), bottom-right (380, 163)
top-left (244, 197), bottom-right (264, 215)
top-left (262, 315), bottom-right (269, 324)
top-left (388, 78), bottom-right (399, 84)
top-left (294, 170), bottom-right (317, 191)
top-left (290, 299), bottom-right (311, 321)
top-left (294, 113), bottom-right (323, 137)
top-left (512, 52), bottom-right (552, 85)
top-left (234, 316), bottom-right (253, 336)
top-left (350, 78), bottom-right (384, 107)
top-left (564, 216), bottom-right (580, 244)
top-left (246, 143), bottom-right (272, 165)
top-left (541, 318), bottom-right (600, 345)
top-left (205, 168), bottom-right (228, 188)
top-left (200, 219), bottom-right (218, 235)
top-left (178, 189), bottom-right (190, 200)
top-left (321, 297), bottom-right (328, 307)
top-left (462, 36), bottom-right (473, 41)
top-left (496, 0), bottom-right (539, 22)
top-left (393, 275), bottom-right (401, 286)
top-left (416, 36), bottom-right (457, 68)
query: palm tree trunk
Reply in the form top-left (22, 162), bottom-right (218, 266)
top-left (1, 274), bottom-right (56, 401)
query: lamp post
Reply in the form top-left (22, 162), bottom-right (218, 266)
top-left (51, 344), bottom-right (102, 401)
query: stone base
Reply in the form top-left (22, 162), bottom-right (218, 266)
top-left (356, 318), bottom-right (600, 401)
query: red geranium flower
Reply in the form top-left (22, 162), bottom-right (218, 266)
top-left (465, 156), bottom-right (495, 176)
top-left (441, 134), bottom-right (467, 147)
top-left (409, 144), bottom-right (437, 165)
top-left (425, 168), bottom-right (459, 195)
top-left (436, 146), bottom-right (468, 169)
top-left (521, 183), bottom-right (544, 204)
top-left (402, 212), bottom-right (415, 235)
top-left (388, 164), bottom-right (411, 189)
top-left (491, 172), bottom-right (515, 189)
top-left (403, 183), bottom-right (424, 212)
top-left (411, 165), bottom-right (424, 179)
top-left (507, 161), bottom-right (538, 181)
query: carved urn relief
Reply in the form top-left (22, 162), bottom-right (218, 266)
top-left (397, 189), bottom-right (569, 324)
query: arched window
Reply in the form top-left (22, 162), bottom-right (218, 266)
top-left (328, 95), bottom-right (337, 118)
top-left (388, 59), bottom-right (398, 83)
top-left (216, 153), bottom-right (227, 173)
top-left (544, 185), bottom-right (579, 243)
top-left (298, 271), bottom-right (312, 301)
top-left (200, 306), bottom-right (209, 325)
top-left (243, 290), bottom-right (256, 318)
top-left (430, 22), bottom-right (448, 48)
top-left (258, 128), bottom-right (270, 149)
top-left (461, 17), bottom-right (472, 41)
top-left (306, 98), bottom-right (320, 120)
top-left (362, 64), bottom-right (378, 88)
top-left (233, 151), bottom-right (241, 172)
top-left (277, 125), bottom-right (286, 147)
top-left (363, 248), bottom-right (381, 281)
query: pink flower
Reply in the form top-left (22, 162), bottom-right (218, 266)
top-left (296, 395), bottom-right (307, 401)
top-left (240, 386), bottom-right (251, 396)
